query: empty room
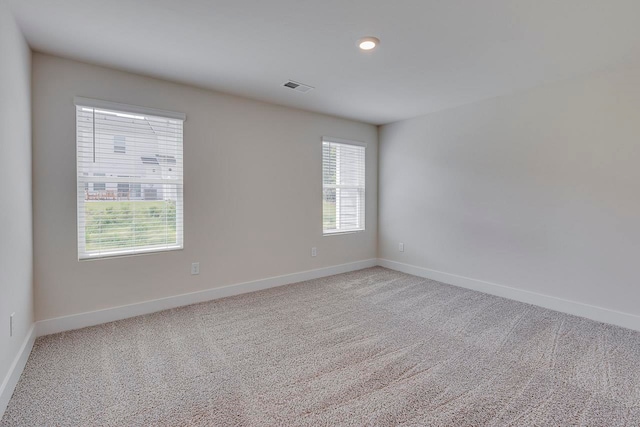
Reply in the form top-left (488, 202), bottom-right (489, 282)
top-left (2, 0), bottom-right (640, 425)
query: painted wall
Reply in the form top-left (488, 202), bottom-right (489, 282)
top-left (379, 64), bottom-right (640, 319)
top-left (0, 0), bottom-right (33, 391)
top-left (32, 53), bottom-right (377, 321)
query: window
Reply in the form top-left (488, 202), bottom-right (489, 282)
top-left (113, 135), bottom-right (126, 153)
top-left (75, 97), bottom-right (185, 259)
top-left (322, 137), bottom-right (366, 234)
top-left (117, 182), bottom-right (130, 198)
top-left (92, 173), bottom-right (106, 192)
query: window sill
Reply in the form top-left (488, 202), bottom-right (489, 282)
top-left (79, 245), bottom-right (183, 261)
top-left (323, 229), bottom-right (365, 237)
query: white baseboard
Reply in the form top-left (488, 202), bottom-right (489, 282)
top-left (377, 259), bottom-right (640, 332)
top-left (36, 259), bottom-right (378, 337)
top-left (0, 324), bottom-right (35, 419)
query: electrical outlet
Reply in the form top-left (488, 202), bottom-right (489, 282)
top-left (191, 262), bottom-right (200, 275)
top-left (399, 242), bottom-right (404, 252)
top-left (311, 247), bottom-right (317, 257)
top-left (10, 312), bottom-right (15, 337)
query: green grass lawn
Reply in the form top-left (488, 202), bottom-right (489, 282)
top-left (85, 200), bottom-right (177, 251)
top-left (323, 200), bottom-right (336, 230)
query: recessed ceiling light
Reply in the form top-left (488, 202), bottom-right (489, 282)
top-left (358, 37), bottom-right (380, 51)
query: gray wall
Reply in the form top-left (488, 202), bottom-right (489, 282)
top-left (0, 0), bottom-right (33, 388)
top-left (379, 64), bottom-right (640, 317)
top-left (32, 53), bottom-right (378, 321)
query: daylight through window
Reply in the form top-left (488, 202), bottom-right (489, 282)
top-left (75, 98), bottom-right (185, 259)
top-left (322, 138), bottom-right (366, 234)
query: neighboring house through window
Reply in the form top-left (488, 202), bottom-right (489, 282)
top-left (75, 97), bottom-right (185, 259)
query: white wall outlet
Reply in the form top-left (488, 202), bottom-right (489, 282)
top-left (191, 262), bottom-right (200, 275)
top-left (10, 312), bottom-right (15, 337)
top-left (311, 247), bottom-right (317, 257)
top-left (399, 242), bottom-right (405, 252)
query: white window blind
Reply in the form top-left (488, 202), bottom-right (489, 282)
top-left (75, 98), bottom-right (185, 259)
top-left (322, 137), bottom-right (366, 234)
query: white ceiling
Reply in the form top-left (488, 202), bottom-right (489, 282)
top-left (9, 0), bottom-right (640, 125)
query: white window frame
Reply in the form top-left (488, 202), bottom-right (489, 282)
top-left (322, 136), bottom-right (366, 235)
top-left (75, 97), bottom-right (186, 260)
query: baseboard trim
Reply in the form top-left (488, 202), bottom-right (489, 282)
top-left (377, 258), bottom-right (640, 332)
top-left (0, 324), bottom-right (35, 419)
top-left (36, 259), bottom-right (378, 337)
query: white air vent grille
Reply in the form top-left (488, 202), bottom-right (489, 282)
top-left (283, 80), bottom-right (314, 93)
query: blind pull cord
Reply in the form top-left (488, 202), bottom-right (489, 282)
top-left (92, 109), bottom-right (96, 163)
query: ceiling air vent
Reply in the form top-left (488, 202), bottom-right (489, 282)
top-left (283, 80), bottom-right (314, 93)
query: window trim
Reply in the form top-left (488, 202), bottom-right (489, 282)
top-left (322, 136), bottom-right (367, 236)
top-left (75, 97), bottom-right (185, 260)
top-left (79, 244), bottom-right (184, 261)
top-left (74, 97), bottom-right (186, 121)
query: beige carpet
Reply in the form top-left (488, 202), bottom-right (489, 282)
top-left (2, 267), bottom-right (640, 426)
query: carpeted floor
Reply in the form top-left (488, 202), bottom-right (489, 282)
top-left (2, 267), bottom-right (640, 426)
